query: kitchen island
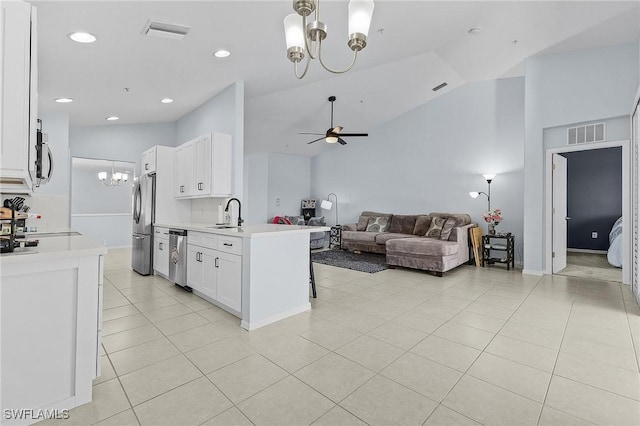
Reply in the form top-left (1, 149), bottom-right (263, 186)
top-left (154, 223), bottom-right (329, 331)
top-left (1, 233), bottom-right (107, 425)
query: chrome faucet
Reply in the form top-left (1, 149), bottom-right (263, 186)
top-left (225, 198), bottom-right (243, 227)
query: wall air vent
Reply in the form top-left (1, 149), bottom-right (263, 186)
top-left (567, 122), bottom-right (605, 145)
top-left (432, 82), bottom-right (448, 92)
top-left (141, 20), bottom-right (190, 40)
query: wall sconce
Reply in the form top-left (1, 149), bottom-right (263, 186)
top-left (320, 193), bottom-right (338, 225)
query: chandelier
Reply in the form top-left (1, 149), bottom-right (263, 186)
top-left (283, 0), bottom-right (374, 79)
top-left (98, 163), bottom-right (128, 187)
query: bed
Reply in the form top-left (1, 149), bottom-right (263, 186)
top-left (607, 216), bottom-right (623, 267)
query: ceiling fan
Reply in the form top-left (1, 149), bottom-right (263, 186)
top-left (300, 96), bottom-right (368, 145)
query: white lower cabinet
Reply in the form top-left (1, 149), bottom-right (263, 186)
top-left (187, 232), bottom-right (242, 314)
top-left (153, 227), bottom-right (170, 277)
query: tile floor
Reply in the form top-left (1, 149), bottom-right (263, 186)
top-left (40, 248), bottom-right (640, 426)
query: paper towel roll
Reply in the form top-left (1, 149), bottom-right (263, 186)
top-left (217, 204), bottom-right (224, 224)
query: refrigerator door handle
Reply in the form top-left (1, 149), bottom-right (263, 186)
top-left (133, 183), bottom-right (142, 223)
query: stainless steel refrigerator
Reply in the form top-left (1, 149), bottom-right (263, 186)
top-left (131, 174), bottom-right (155, 275)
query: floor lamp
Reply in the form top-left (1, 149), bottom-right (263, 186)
top-left (469, 173), bottom-right (495, 231)
top-left (320, 193), bottom-right (339, 226)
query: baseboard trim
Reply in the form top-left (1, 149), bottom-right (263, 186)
top-left (522, 269), bottom-right (545, 276)
top-left (241, 303), bottom-right (311, 331)
top-left (567, 248), bottom-right (607, 254)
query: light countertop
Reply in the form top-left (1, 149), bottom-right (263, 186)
top-left (1, 233), bottom-right (108, 267)
top-left (153, 222), bottom-right (330, 239)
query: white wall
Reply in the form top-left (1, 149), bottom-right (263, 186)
top-left (244, 152), bottom-right (269, 224)
top-left (267, 153), bottom-right (311, 221)
top-left (311, 78), bottom-right (526, 261)
top-left (176, 82), bottom-right (245, 223)
top-left (523, 43), bottom-right (639, 273)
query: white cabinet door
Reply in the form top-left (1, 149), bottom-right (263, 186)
top-left (193, 134), bottom-right (211, 195)
top-left (174, 143), bottom-right (192, 198)
top-left (153, 237), bottom-right (169, 277)
top-left (200, 249), bottom-right (218, 300)
top-left (187, 244), bottom-right (204, 292)
top-left (216, 251), bottom-right (242, 312)
top-left (141, 147), bottom-right (157, 175)
top-left (0, 1), bottom-right (36, 193)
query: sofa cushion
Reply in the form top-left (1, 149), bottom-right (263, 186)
top-left (307, 216), bottom-right (326, 226)
top-left (285, 215), bottom-right (305, 225)
top-left (388, 215), bottom-right (418, 234)
top-left (357, 211), bottom-right (393, 231)
top-left (413, 215), bottom-right (432, 235)
top-left (366, 216), bottom-right (391, 233)
top-left (387, 238), bottom-right (458, 256)
top-left (356, 215), bottom-right (371, 231)
top-left (342, 230), bottom-right (378, 243)
top-left (425, 216), bottom-right (447, 238)
top-left (440, 217), bottom-right (458, 240)
top-left (375, 233), bottom-right (421, 245)
top-left (428, 213), bottom-right (472, 226)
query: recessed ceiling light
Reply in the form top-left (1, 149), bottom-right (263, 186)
top-left (161, 98), bottom-right (174, 104)
top-left (68, 32), bottom-right (97, 43)
top-left (213, 49), bottom-right (231, 58)
top-left (106, 116), bottom-right (119, 121)
top-left (54, 97), bottom-right (74, 103)
top-left (468, 27), bottom-right (481, 35)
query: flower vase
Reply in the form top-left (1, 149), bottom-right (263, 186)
top-left (488, 224), bottom-right (496, 235)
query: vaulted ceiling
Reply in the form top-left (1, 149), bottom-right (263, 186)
top-left (33, 1), bottom-right (639, 157)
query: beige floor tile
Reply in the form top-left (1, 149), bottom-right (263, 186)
top-left (183, 297), bottom-right (217, 311)
top-left (258, 335), bottom-right (329, 373)
top-left (335, 335), bottom-right (405, 372)
top-left (94, 355), bottom-right (117, 385)
top-left (237, 376), bottom-right (335, 426)
top-left (485, 335), bottom-right (558, 373)
top-left (355, 299), bottom-right (408, 320)
top-left (154, 312), bottom-right (210, 336)
top-left (207, 354), bottom-right (288, 403)
top-left (476, 293), bottom-right (523, 309)
top-left (423, 405), bottom-right (481, 426)
top-left (381, 352), bottom-right (462, 402)
top-left (467, 352), bottom-right (551, 402)
top-left (119, 355), bottom-right (202, 406)
top-left (327, 310), bottom-right (387, 334)
top-left (311, 405), bottom-right (368, 426)
top-left (412, 301), bottom-right (462, 320)
top-left (102, 294), bottom-right (135, 310)
top-left (442, 375), bottom-right (541, 425)
top-left (464, 300), bottom-right (516, 320)
top-left (102, 313), bottom-right (151, 336)
top-left (367, 322), bottom-right (428, 350)
top-left (391, 311), bottom-right (447, 334)
top-left (564, 322), bottom-right (635, 351)
top-left (142, 303), bottom-right (193, 322)
top-left (340, 375), bottom-right (437, 426)
top-left (433, 322), bottom-right (495, 351)
top-left (133, 296), bottom-right (181, 313)
top-left (554, 352), bottom-right (640, 400)
top-left (93, 409), bottom-right (140, 426)
top-left (499, 321), bottom-right (564, 350)
top-left (451, 310), bottom-right (506, 333)
top-left (120, 286), bottom-right (171, 303)
top-left (294, 353), bottom-right (375, 402)
top-left (133, 377), bottom-right (232, 425)
top-left (411, 335), bottom-right (481, 372)
top-left (108, 338), bottom-right (180, 376)
top-left (197, 305), bottom-right (240, 323)
top-left (102, 325), bottom-right (164, 354)
top-left (168, 320), bottom-right (241, 352)
top-left (545, 375), bottom-right (640, 426)
top-left (186, 337), bottom-right (256, 374)
top-left (201, 407), bottom-right (253, 426)
top-left (300, 320), bottom-right (361, 350)
top-left (537, 406), bottom-right (597, 426)
top-left (102, 304), bottom-right (140, 322)
top-left (425, 294), bottom-right (476, 310)
top-left (47, 379), bottom-right (130, 425)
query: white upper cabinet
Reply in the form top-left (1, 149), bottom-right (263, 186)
top-left (1, 1), bottom-right (37, 193)
top-left (175, 132), bottom-right (232, 199)
top-left (141, 146), bottom-right (158, 175)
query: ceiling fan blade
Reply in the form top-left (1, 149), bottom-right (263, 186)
top-left (339, 133), bottom-right (368, 137)
top-left (298, 132), bottom-right (325, 135)
top-left (307, 136), bottom-right (326, 145)
top-left (337, 138), bottom-right (347, 145)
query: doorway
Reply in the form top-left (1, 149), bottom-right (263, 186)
top-left (545, 140), bottom-right (630, 284)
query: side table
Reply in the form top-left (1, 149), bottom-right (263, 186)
top-left (330, 225), bottom-right (342, 249)
top-left (482, 234), bottom-right (515, 270)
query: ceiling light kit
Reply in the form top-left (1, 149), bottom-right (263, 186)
top-left (68, 31), bottom-right (96, 43)
top-left (105, 116), bottom-right (119, 121)
top-left (54, 97), bottom-right (74, 103)
top-left (283, 0), bottom-right (375, 79)
top-left (141, 20), bottom-right (190, 40)
top-left (213, 49), bottom-right (231, 58)
top-left (300, 96), bottom-right (368, 145)
top-left (160, 98), bottom-right (174, 104)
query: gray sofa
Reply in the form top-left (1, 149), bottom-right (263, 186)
top-left (341, 211), bottom-right (476, 276)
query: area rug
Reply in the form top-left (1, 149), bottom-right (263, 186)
top-left (311, 250), bottom-right (388, 273)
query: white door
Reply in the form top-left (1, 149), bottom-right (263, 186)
top-left (552, 153), bottom-right (568, 273)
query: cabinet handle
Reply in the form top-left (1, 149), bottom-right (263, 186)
top-left (198, 182), bottom-right (203, 190)
top-left (180, 185), bottom-right (184, 193)
top-left (145, 163), bottom-right (149, 170)
top-left (159, 242), bottom-right (163, 250)
top-left (223, 243), bottom-right (233, 247)
top-left (215, 257), bottom-right (219, 268)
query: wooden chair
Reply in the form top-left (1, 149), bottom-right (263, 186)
top-left (470, 227), bottom-right (483, 267)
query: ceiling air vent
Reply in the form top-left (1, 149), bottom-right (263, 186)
top-left (567, 122), bottom-right (605, 145)
top-left (432, 82), bottom-right (448, 92)
top-left (141, 20), bottom-right (190, 40)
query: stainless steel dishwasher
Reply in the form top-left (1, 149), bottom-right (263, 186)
top-left (169, 229), bottom-right (189, 291)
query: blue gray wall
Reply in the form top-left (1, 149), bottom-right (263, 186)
top-left (562, 147), bottom-right (622, 250)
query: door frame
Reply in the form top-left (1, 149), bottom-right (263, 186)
top-left (544, 139), bottom-right (630, 284)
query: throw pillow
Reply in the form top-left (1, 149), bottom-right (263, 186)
top-left (425, 216), bottom-right (447, 238)
top-left (357, 215), bottom-right (371, 231)
top-left (413, 215), bottom-right (432, 235)
top-left (365, 216), bottom-right (390, 232)
top-left (440, 217), bottom-right (458, 240)
top-left (307, 216), bottom-right (326, 226)
top-left (285, 215), bottom-right (305, 225)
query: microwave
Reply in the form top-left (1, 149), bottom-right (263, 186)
top-left (33, 118), bottom-right (53, 187)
